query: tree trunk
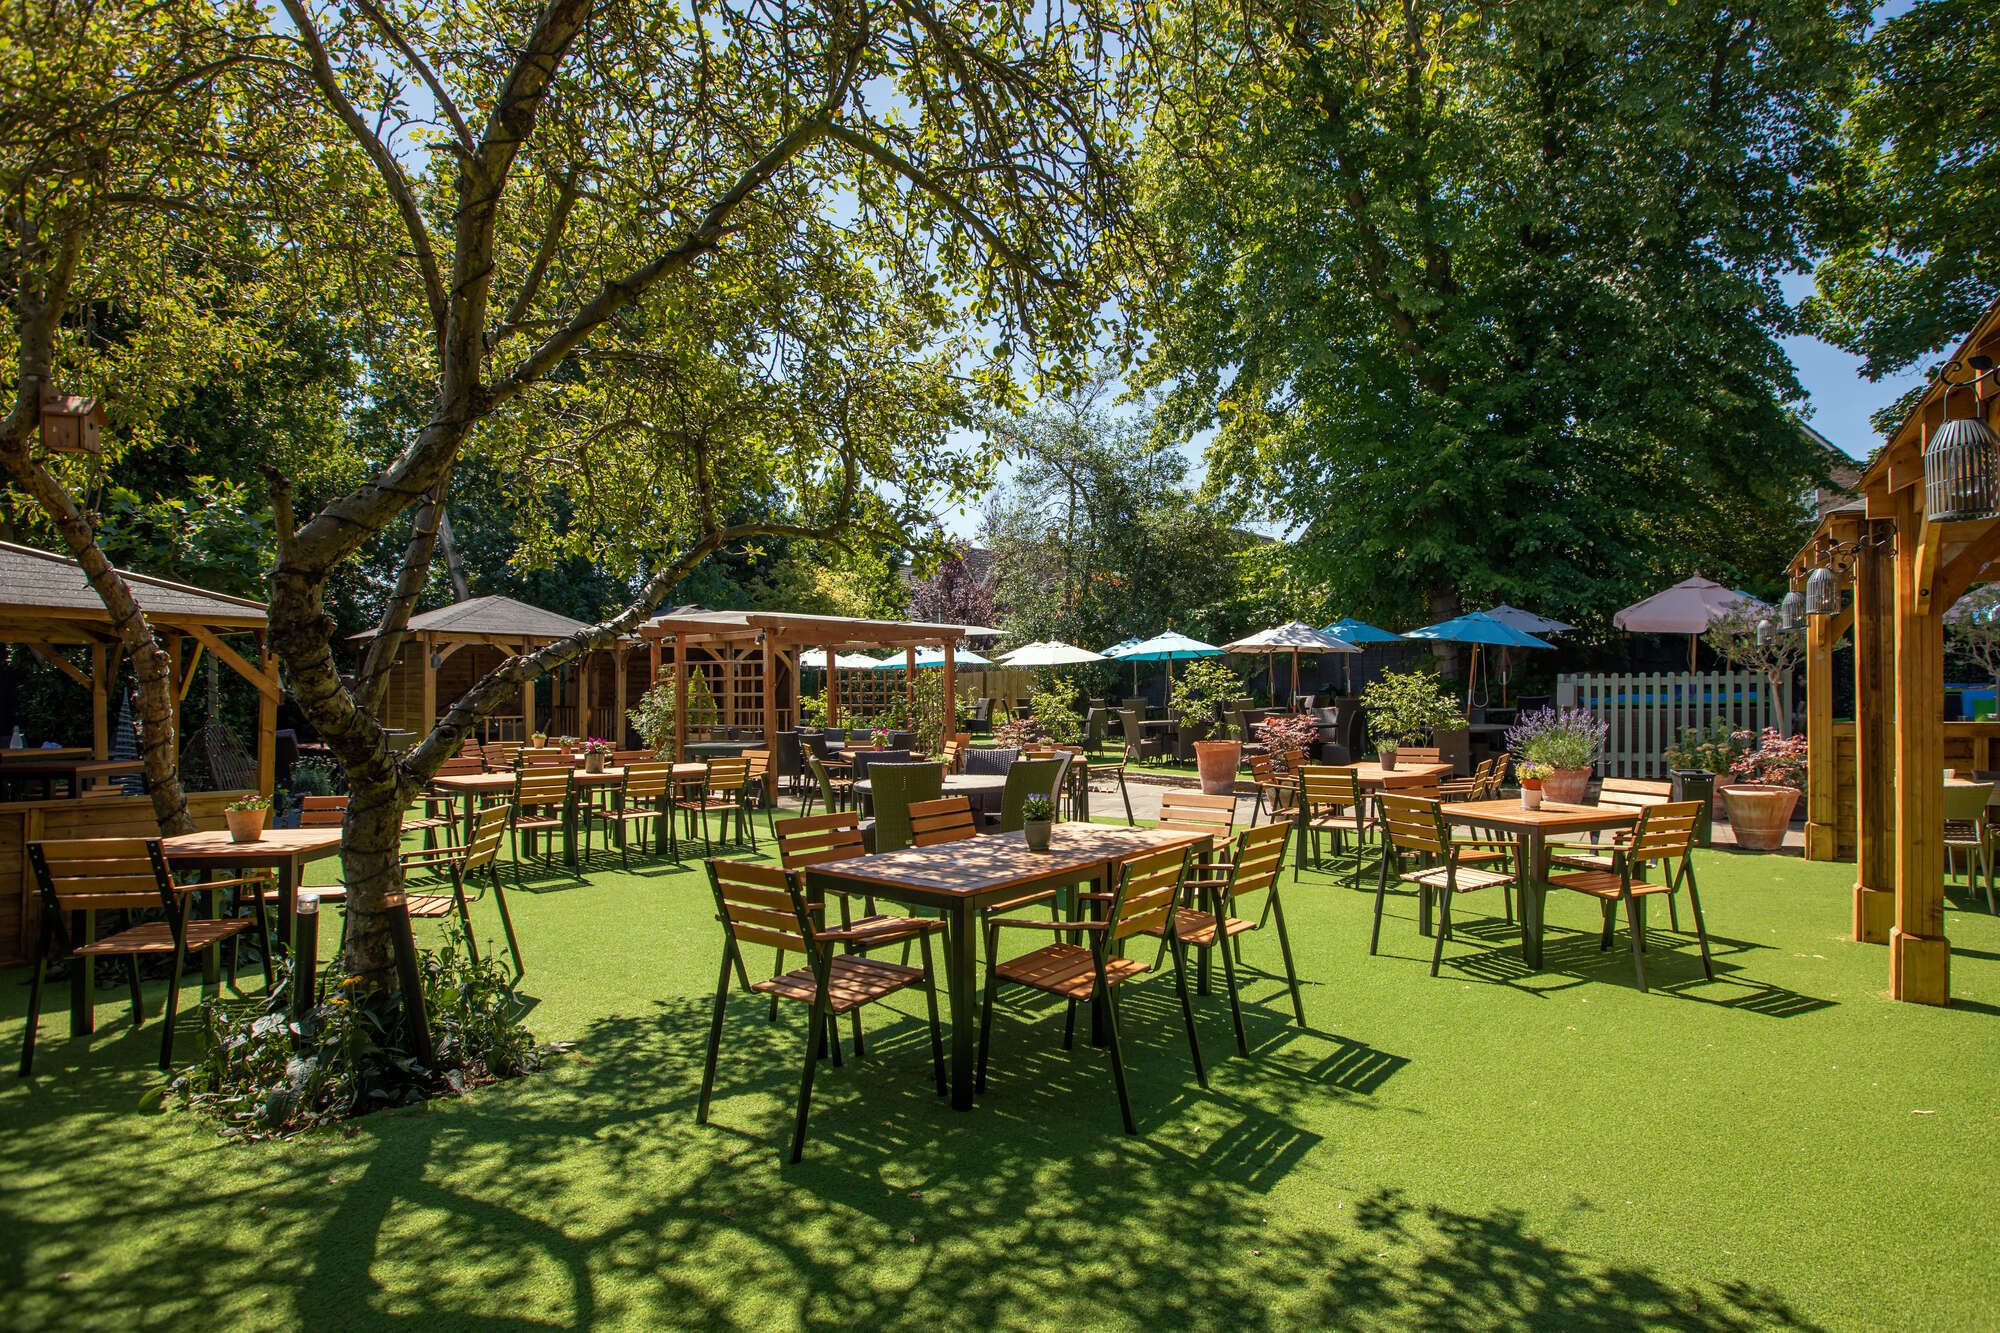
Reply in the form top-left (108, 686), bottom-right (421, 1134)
top-left (1426, 582), bottom-right (1462, 680)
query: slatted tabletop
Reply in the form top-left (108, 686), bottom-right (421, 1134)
top-left (1438, 799), bottom-right (1640, 968)
top-left (1347, 761), bottom-right (1453, 787)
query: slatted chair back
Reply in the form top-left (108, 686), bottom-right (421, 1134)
top-left (705, 757), bottom-right (751, 796)
top-left (1280, 748), bottom-right (1308, 775)
top-left (1378, 792), bottom-right (1449, 857)
top-left (484, 740), bottom-right (522, 769)
top-left (462, 801), bottom-right (513, 872)
top-left (298, 794), bottom-right (348, 827)
top-left (1299, 765), bottom-right (1362, 812)
top-left (518, 746), bottom-right (569, 769)
top-left (621, 761), bottom-right (674, 802)
top-left (613, 748), bottom-right (656, 765)
top-left (1487, 753), bottom-right (1512, 794)
top-left (1110, 845), bottom-right (1191, 942)
top-left (514, 766), bottom-right (573, 811)
top-left (1157, 790), bottom-right (1236, 850)
top-left (775, 812), bottom-right (866, 870)
top-left (1396, 780), bottom-right (1444, 801)
top-left (1217, 821), bottom-right (1292, 905)
top-left (1248, 752), bottom-right (1282, 784)
top-left (1622, 800), bottom-right (1703, 863)
top-left (432, 755), bottom-right (484, 780)
top-left (941, 740), bottom-right (964, 773)
top-left (742, 749), bottom-right (774, 793)
top-left (706, 858), bottom-right (813, 958)
top-left (457, 736), bottom-right (485, 763)
top-left (1942, 782), bottom-right (1993, 832)
top-left (1395, 746), bottom-right (1442, 764)
top-left (28, 838), bottom-right (173, 915)
top-left (909, 796), bottom-right (977, 847)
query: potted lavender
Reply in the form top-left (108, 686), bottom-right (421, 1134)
top-left (1506, 706), bottom-right (1607, 805)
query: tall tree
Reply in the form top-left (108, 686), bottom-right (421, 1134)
top-left (1807, 0), bottom-right (2000, 388)
top-left (240, 0), bottom-right (1137, 1000)
top-left (1133, 0), bottom-right (1861, 637)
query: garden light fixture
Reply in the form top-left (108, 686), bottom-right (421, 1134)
top-left (1925, 355), bottom-right (2000, 523)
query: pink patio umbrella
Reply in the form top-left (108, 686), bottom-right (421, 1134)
top-left (1613, 576), bottom-right (1771, 671)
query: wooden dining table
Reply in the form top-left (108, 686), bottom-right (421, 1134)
top-left (0, 757), bottom-right (144, 799)
top-left (804, 823), bottom-right (1209, 1110)
top-left (429, 763), bottom-right (706, 867)
top-left (1439, 799), bottom-right (1640, 968)
top-left (1292, 761), bottom-right (1455, 874)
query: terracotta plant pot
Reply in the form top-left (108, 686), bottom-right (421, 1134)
top-left (1193, 740), bottom-right (1242, 796)
top-left (1023, 819), bottom-right (1053, 852)
top-left (1377, 746), bottom-right (1400, 771)
top-left (1720, 783), bottom-right (1799, 851)
top-left (1543, 767), bottom-right (1593, 804)
top-left (224, 807), bottom-right (267, 844)
top-left (1521, 784), bottom-right (1543, 810)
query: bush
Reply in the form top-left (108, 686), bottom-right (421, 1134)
top-left (1665, 720), bottom-right (1748, 773)
top-left (628, 671), bottom-right (719, 758)
top-left (287, 756), bottom-right (341, 797)
top-left (1730, 727), bottom-right (1807, 789)
top-left (797, 689), bottom-right (829, 729)
top-left (994, 714), bottom-right (1049, 748)
top-left (160, 927), bottom-right (546, 1139)
top-left (1027, 686), bottom-right (1083, 745)
top-left (1170, 658), bottom-right (1244, 733)
top-left (1257, 713), bottom-right (1318, 755)
top-left (1360, 669), bottom-right (1465, 747)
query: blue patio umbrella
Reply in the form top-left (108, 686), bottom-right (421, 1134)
top-left (1104, 630), bottom-right (1222, 697)
top-left (1475, 604), bottom-right (1573, 636)
top-left (867, 646), bottom-right (992, 669)
top-left (1321, 617), bottom-right (1404, 691)
top-left (1403, 612), bottom-right (1555, 705)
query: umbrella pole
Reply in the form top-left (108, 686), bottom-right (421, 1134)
top-left (1689, 634), bottom-right (1697, 674)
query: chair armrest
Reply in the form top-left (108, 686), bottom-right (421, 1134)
top-left (988, 917), bottom-right (1108, 933)
top-left (1075, 891), bottom-right (1115, 902)
top-left (818, 919), bottom-right (937, 943)
top-left (173, 874), bottom-right (271, 894)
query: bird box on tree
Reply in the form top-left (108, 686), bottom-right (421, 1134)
top-left (38, 382), bottom-right (105, 456)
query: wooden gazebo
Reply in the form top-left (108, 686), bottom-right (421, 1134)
top-left (0, 540), bottom-right (277, 791)
top-left (636, 610), bottom-right (970, 753)
top-left (1795, 298), bottom-right (2000, 1005)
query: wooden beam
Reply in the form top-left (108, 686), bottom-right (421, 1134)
top-left (613, 646), bottom-right (630, 747)
top-left (1930, 519), bottom-right (2000, 612)
top-left (647, 636), bottom-right (661, 691)
top-left (420, 636), bottom-right (439, 734)
top-left (1889, 494), bottom-right (1950, 1003)
top-left (761, 634), bottom-right (777, 743)
top-left (940, 641), bottom-right (956, 754)
top-left (257, 638), bottom-right (278, 798)
top-left (177, 640), bottom-right (204, 702)
top-left (1827, 603), bottom-right (1854, 646)
top-left (1853, 527), bottom-right (1895, 940)
top-left (25, 641), bottom-right (87, 688)
top-left (185, 624), bottom-right (279, 701)
top-left (673, 635), bottom-right (688, 761)
top-left (826, 644), bottom-right (840, 725)
top-left (1805, 608), bottom-right (1837, 861)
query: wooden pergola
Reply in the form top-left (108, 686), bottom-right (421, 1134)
top-left (1795, 299), bottom-right (2000, 1006)
top-left (0, 540), bottom-right (278, 794)
top-left (636, 610), bottom-right (969, 755)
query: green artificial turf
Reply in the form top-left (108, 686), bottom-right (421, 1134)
top-left (3, 819), bottom-right (1998, 1331)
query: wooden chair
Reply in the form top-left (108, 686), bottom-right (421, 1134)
top-left (1370, 792), bottom-right (1515, 977)
top-left (1247, 752), bottom-right (1297, 823)
top-left (612, 748), bottom-right (656, 766)
top-left (1142, 821), bottom-right (1302, 1052)
top-left (21, 837), bottom-right (273, 1073)
top-left (508, 766), bottom-right (574, 878)
top-left (1392, 746), bottom-right (1442, 765)
top-left (741, 748), bottom-right (780, 838)
top-left (803, 755), bottom-right (854, 819)
top-left (1157, 790), bottom-right (1237, 884)
top-left (977, 844), bottom-right (1206, 1134)
top-left (1296, 765), bottom-right (1371, 886)
top-left (677, 757), bottom-right (754, 856)
top-left (517, 745), bottom-right (569, 769)
top-left (1439, 756), bottom-right (1496, 803)
top-left (587, 762), bottom-right (677, 868)
top-left (420, 754), bottom-right (485, 844)
top-left (697, 858), bottom-right (944, 1163)
top-left (398, 800), bottom-right (523, 976)
top-left (483, 740), bottom-right (522, 770)
top-left (909, 795), bottom-right (978, 846)
top-left (1547, 802), bottom-right (1710, 991)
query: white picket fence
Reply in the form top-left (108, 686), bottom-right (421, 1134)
top-left (1557, 671), bottom-right (1791, 778)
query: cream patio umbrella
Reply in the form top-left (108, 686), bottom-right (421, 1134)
top-left (1222, 622), bottom-right (1361, 707)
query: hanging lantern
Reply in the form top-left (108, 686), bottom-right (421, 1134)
top-left (1926, 414), bottom-right (2000, 523)
top-left (1804, 565), bottom-right (1840, 617)
top-left (1779, 589), bottom-right (1803, 631)
top-left (1756, 617), bottom-right (1775, 646)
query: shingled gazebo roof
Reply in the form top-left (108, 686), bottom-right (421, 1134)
top-left (353, 594), bottom-right (589, 644)
top-left (0, 540), bottom-right (265, 643)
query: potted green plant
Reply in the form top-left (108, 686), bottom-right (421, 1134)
top-left (1505, 706), bottom-right (1607, 804)
top-left (1517, 761), bottom-right (1549, 810)
top-left (579, 737), bottom-right (614, 773)
top-left (1172, 658), bottom-right (1246, 795)
top-left (1719, 727), bottom-right (1806, 851)
top-left (1360, 669), bottom-right (1467, 769)
top-left (1021, 795), bottom-right (1056, 851)
top-left (224, 793), bottom-right (273, 843)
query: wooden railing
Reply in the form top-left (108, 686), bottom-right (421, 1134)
top-left (1558, 670), bottom-right (1791, 778)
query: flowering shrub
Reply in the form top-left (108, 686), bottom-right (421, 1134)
top-left (1729, 728), bottom-right (1807, 788)
top-left (1257, 713), bottom-right (1318, 756)
top-left (1506, 706), bottom-right (1607, 771)
top-left (994, 715), bottom-right (1050, 748)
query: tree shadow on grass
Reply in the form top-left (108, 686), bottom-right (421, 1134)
top-left (0, 978), bottom-right (1823, 1332)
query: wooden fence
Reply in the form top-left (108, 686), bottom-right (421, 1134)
top-left (1557, 671), bottom-right (1791, 778)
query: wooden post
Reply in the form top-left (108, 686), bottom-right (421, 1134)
top-left (419, 634), bottom-right (439, 733)
top-left (941, 641), bottom-right (956, 753)
top-left (1889, 496), bottom-right (1949, 1004)
top-left (826, 645), bottom-right (840, 725)
top-left (1853, 530), bottom-right (1895, 942)
top-left (88, 642), bottom-right (109, 760)
top-left (1804, 608), bottom-right (1837, 860)
top-left (647, 636), bottom-right (661, 689)
top-left (257, 637), bottom-right (279, 798)
top-left (673, 635), bottom-right (688, 761)
top-left (613, 645), bottom-right (630, 747)
top-left (520, 643), bottom-right (538, 739)
top-left (579, 649), bottom-right (594, 739)
top-left (905, 646), bottom-right (917, 708)
top-left (761, 634), bottom-right (777, 741)
top-left (788, 647), bottom-right (800, 726)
